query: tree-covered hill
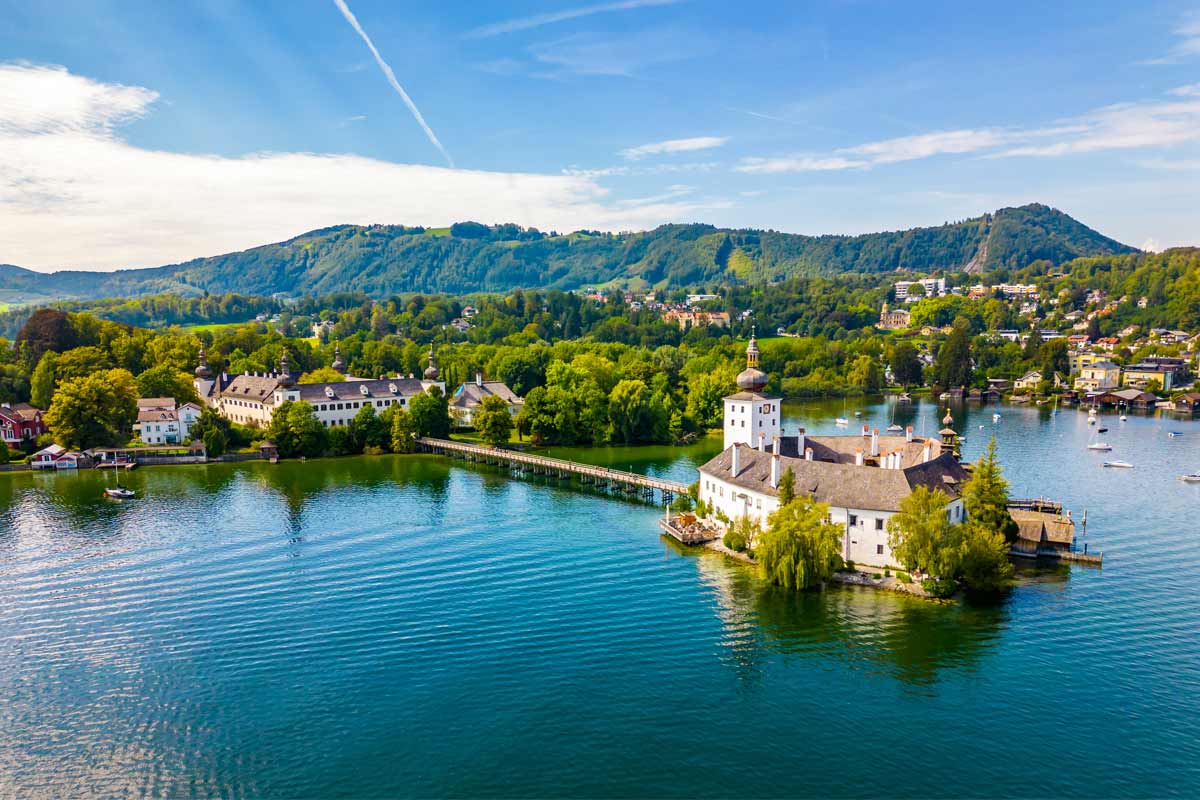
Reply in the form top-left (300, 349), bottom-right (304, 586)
top-left (0, 204), bottom-right (1137, 302)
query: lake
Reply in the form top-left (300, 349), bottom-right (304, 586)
top-left (1, 398), bottom-right (1199, 797)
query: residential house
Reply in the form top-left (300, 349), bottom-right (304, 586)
top-left (449, 374), bottom-right (524, 428)
top-left (1096, 337), bottom-right (1120, 352)
top-left (1014, 370), bottom-right (1066, 392)
top-left (1075, 361), bottom-right (1121, 392)
top-left (894, 278), bottom-right (946, 302)
top-left (1089, 388), bottom-right (1158, 408)
top-left (30, 444), bottom-right (90, 470)
top-left (1122, 364), bottom-right (1175, 392)
top-left (0, 402), bottom-right (47, 448)
top-left (1118, 325), bottom-right (1140, 339)
top-left (134, 397), bottom-right (198, 445)
top-left (311, 319), bottom-right (336, 339)
top-left (1010, 509), bottom-right (1076, 557)
top-left (1067, 334), bottom-right (1091, 349)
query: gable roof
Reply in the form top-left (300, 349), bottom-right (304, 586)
top-left (700, 444), bottom-right (968, 512)
top-left (450, 381), bottom-right (523, 409)
top-left (293, 377), bottom-right (426, 403)
top-left (222, 374), bottom-right (281, 403)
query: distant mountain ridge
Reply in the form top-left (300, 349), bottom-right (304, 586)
top-left (0, 204), bottom-right (1137, 302)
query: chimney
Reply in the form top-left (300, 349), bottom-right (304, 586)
top-left (861, 424), bottom-right (869, 437)
top-left (773, 434), bottom-right (781, 455)
top-left (805, 447), bottom-right (814, 461)
top-left (870, 429), bottom-right (880, 457)
top-left (476, 372), bottom-right (483, 387)
top-left (797, 427), bottom-right (805, 455)
top-left (731, 444), bottom-right (741, 477)
top-left (922, 442), bottom-right (933, 463)
top-left (758, 432), bottom-right (765, 452)
top-left (855, 448), bottom-right (864, 466)
top-left (771, 453), bottom-right (781, 488)
top-left (905, 426), bottom-right (914, 443)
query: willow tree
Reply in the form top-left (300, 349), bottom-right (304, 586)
top-left (757, 498), bottom-right (842, 591)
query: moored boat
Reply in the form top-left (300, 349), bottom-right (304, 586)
top-left (1087, 442), bottom-right (1113, 451)
top-left (104, 487), bottom-right (135, 499)
top-left (1102, 460), bottom-right (1134, 469)
top-left (1179, 472), bottom-right (1200, 483)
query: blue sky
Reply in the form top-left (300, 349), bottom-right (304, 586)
top-left (1, 0), bottom-right (1198, 271)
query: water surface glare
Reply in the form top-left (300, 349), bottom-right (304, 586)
top-left (1, 399), bottom-right (1198, 797)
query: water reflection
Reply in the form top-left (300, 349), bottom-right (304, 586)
top-left (690, 547), bottom-right (1007, 689)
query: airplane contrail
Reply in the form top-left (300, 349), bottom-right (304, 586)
top-left (332, 0), bottom-right (454, 167)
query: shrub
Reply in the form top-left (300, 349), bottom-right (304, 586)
top-left (884, 568), bottom-right (892, 578)
top-left (671, 494), bottom-right (694, 513)
top-left (897, 572), bottom-right (912, 584)
top-left (844, 559), bottom-right (855, 572)
top-left (723, 529), bottom-right (748, 552)
top-left (872, 572), bottom-right (883, 581)
top-left (923, 577), bottom-right (957, 598)
top-left (364, 445), bottom-right (386, 456)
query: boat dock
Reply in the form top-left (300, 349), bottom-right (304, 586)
top-left (658, 513), bottom-right (720, 545)
top-left (416, 437), bottom-right (689, 504)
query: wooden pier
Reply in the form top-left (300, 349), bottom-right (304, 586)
top-left (416, 437), bottom-right (689, 505)
top-left (658, 514), bottom-right (720, 545)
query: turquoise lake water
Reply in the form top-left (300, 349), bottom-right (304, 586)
top-left (1, 398), bottom-right (1198, 797)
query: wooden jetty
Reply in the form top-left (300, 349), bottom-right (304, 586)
top-left (416, 437), bottom-right (689, 504)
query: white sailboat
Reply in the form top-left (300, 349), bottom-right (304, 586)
top-left (835, 398), bottom-right (849, 427)
top-left (1102, 460), bottom-right (1133, 469)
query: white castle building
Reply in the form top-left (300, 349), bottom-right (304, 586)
top-left (194, 344), bottom-right (446, 429)
top-left (698, 336), bottom-right (968, 568)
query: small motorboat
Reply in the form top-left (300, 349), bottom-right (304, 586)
top-left (1102, 460), bottom-right (1134, 469)
top-left (835, 417), bottom-right (850, 427)
top-left (1098, 427), bottom-right (1109, 433)
top-left (1087, 442), bottom-right (1113, 451)
top-left (886, 424), bottom-right (903, 433)
top-left (1179, 472), bottom-right (1200, 483)
top-left (104, 487), bottom-right (135, 499)
top-left (898, 392), bottom-right (912, 404)
top-left (992, 413), bottom-right (1001, 423)
top-left (1168, 431), bottom-right (1184, 438)
top-left (1120, 415), bottom-right (1128, 422)
top-left (854, 411), bottom-right (862, 417)
top-left (939, 392), bottom-right (950, 400)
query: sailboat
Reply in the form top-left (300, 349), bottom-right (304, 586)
top-left (1102, 460), bottom-right (1134, 469)
top-left (835, 398), bottom-right (849, 427)
top-left (104, 470), bottom-right (135, 499)
top-left (886, 400), bottom-right (902, 432)
top-left (1088, 405), bottom-right (1098, 425)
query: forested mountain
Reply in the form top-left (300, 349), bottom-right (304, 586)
top-left (0, 204), bottom-right (1136, 303)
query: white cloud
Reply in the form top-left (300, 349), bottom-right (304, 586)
top-left (734, 155), bottom-right (867, 174)
top-left (562, 161), bottom-right (718, 177)
top-left (620, 136), bottom-right (727, 160)
top-left (1168, 83), bottom-right (1200, 97)
top-left (526, 28), bottom-right (705, 77)
top-left (736, 90), bottom-right (1200, 172)
top-left (465, 0), bottom-right (683, 39)
top-left (1140, 14), bottom-right (1200, 65)
top-left (0, 64), bottom-right (725, 272)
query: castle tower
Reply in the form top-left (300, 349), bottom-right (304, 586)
top-left (331, 344), bottom-right (345, 373)
top-left (423, 344), bottom-right (440, 381)
top-left (194, 346), bottom-right (211, 379)
top-left (277, 352), bottom-right (295, 389)
top-left (723, 329), bottom-right (779, 450)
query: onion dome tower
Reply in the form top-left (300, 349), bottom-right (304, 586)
top-left (331, 344), bottom-right (345, 373)
top-left (423, 344), bottom-right (440, 381)
top-left (278, 352), bottom-right (295, 388)
top-left (195, 346), bottom-right (212, 379)
top-left (735, 329), bottom-right (769, 392)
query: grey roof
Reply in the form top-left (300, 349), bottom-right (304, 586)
top-left (450, 380), bottom-right (523, 409)
top-left (136, 408), bottom-right (178, 424)
top-left (803, 433), bottom-right (947, 467)
top-left (294, 377), bottom-right (426, 403)
top-left (700, 443), bottom-right (969, 512)
top-left (137, 397), bottom-right (175, 409)
top-left (222, 374), bottom-right (281, 403)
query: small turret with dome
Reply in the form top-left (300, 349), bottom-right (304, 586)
top-left (423, 344), bottom-right (440, 381)
top-left (735, 329), bottom-right (769, 392)
top-left (277, 351), bottom-right (295, 388)
top-left (195, 346), bottom-right (212, 379)
top-left (331, 344), bottom-right (345, 373)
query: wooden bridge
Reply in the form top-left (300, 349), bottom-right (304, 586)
top-left (416, 437), bottom-right (689, 504)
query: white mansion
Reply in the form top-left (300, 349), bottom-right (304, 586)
top-left (697, 336), bottom-right (968, 568)
top-left (194, 344), bottom-right (446, 428)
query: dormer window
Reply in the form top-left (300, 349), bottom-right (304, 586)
top-left (325, 386), bottom-right (335, 398)
top-left (388, 382), bottom-right (397, 394)
top-left (359, 384), bottom-right (370, 397)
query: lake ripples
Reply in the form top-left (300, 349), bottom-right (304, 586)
top-left (1, 399), bottom-right (1199, 797)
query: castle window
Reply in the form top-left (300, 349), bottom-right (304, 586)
top-left (876, 544), bottom-right (884, 555)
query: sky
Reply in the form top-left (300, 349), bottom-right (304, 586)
top-left (1, 0), bottom-right (1198, 272)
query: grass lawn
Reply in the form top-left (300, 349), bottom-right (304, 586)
top-left (182, 320), bottom-right (261, 333)
top-left (450, 428), bottom-right (525, 446)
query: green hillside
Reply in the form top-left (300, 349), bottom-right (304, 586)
top-left (0, 204), bottom-right (1137, 302)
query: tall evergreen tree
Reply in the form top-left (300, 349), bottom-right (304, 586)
top-left (963, 437), bottom-right (1019, 541)
top-left (936, 319), bottom-right (973, 388)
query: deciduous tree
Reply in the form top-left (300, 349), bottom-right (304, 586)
top-left (757, 498), bottom-right (843, 590)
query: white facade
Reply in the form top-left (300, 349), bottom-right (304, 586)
top-left (698, 456), bottom-right (965, 569)
top-left (723, 395), bottom-right (780, 450)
